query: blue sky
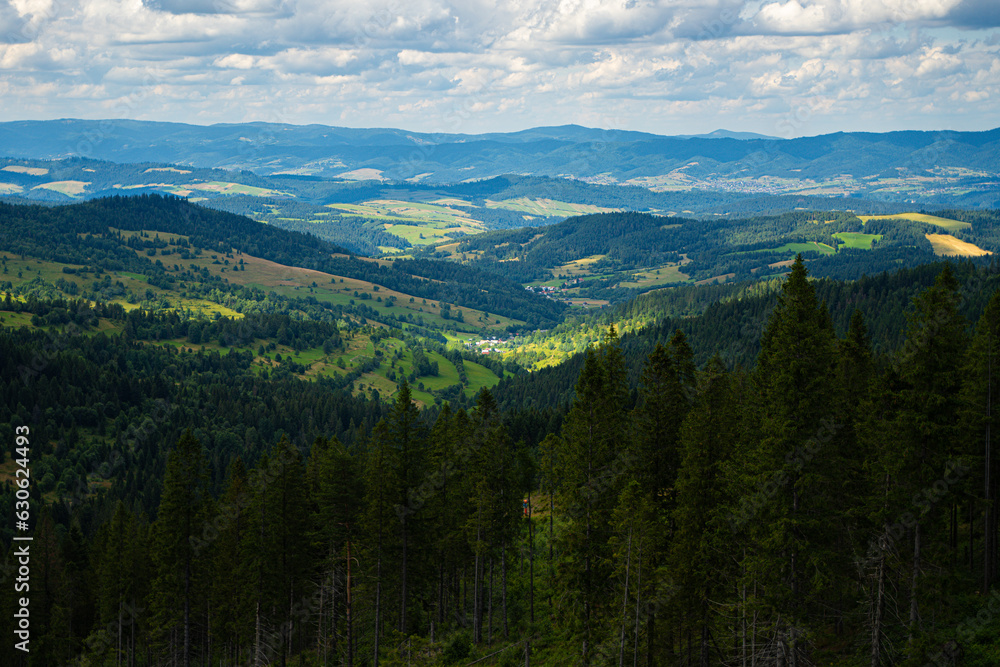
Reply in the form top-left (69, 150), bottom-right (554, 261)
top-left (0, 0), bottom-right (998, 137)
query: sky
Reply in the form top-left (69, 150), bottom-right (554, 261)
top-left (0, 0), bottom-right (998, 138)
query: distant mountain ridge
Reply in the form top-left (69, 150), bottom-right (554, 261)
top-left (675, 129), bottom-right (783, 140)
top-left (1, 119), bottom-right (998, 207)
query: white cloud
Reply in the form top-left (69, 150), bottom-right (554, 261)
top-left (914, 45), bottom-right (964, 75)
top-left (748, 0), bottom-right (962, 35)
top-left (0, 0), bottom-right (992, 137)
top-left (214, 52), bottom-right (255, 69)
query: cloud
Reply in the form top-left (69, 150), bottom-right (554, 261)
top-left (144, 0), bottom-right (289, 16)
top-left (214, 52), bottom-right (255, 69)
top-left (744, 0), bottom-right (962, 35)
top-left (0, 0), bottom-right (40, 44)
top-left (0, 0), bottom-right (994, 138)
top-left (946, 0), bottom-right (1000, 28)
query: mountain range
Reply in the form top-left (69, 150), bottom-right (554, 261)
top-left (1, 120), bottom-right (998, 208)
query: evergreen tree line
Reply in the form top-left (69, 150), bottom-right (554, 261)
top-left (2, 256), bottom-right (1000, 664)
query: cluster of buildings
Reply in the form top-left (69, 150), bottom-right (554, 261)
top-left (468, 337), bottom-right (506, 354)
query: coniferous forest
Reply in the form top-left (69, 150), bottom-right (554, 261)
top-left (3, 0), bottom-right (999, 661)
top-left (2, 250), bottom-right (1000, 666)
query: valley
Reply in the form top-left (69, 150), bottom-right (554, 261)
top-left (2, 122), bottom-right (1000, 667)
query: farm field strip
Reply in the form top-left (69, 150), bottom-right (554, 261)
top-left (859, 212), bottom-right (971, 231)
top-left (925, 233), bottom-right (991, 257)
top-left (832, 232), bottom-right (883, 249)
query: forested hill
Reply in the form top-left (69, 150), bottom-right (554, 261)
top-left (0, 195), bottom-right (566, 327)
top-left (4, 256), bottom-right (1000, 665)
top-left (442, 208), bottom-right (1000, 298)
top-left (494, 258), bottom-right (1000, 412)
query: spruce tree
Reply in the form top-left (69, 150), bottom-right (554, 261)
top-left (150, 430), bottom-right (210, 667)
top-left (894, 266), bottom-right (968, 643)
top-left (557, 327), bottom-right (630, 663)
top-left (308, 435), bottom-right (361, 665)
top-left (210, 457), bottom-right (253, 665)
top-left (360, 420), bottom-right (400, 666)
top-left (961, 289), bottom-right (1000, 592)
top-left (669, 356), bottom-right (737, 666)
top-left (387, 381), bottom-right (427, 636)
top-left (742, 255), bottom-right (838, 664)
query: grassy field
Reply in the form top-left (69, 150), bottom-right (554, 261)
top-left (464, 360), bottom-right (501, 396)
top-left (0, 311), bottom-right (36, 328)
top-left (752, 241), bottom-right (836, 256)
top-left (859, 213), bottom-right (972, 231)
top-left (551, 255), bottom-right (607, 278)
top-left (486, 198), bottom-right (618, 217)
top-left (2, 165), bottom-right (48, 176)
top-left (184, 182), bottom-right (289, 197)
top-left (382, 224), bottom-right (457, 245)
top-left (115, 181), bottom-right (288, 198)
top-left (429, 197), bottom-right (474, 207)
top-left (618, 263), bottom-right (690, 288)
top-left (348, 336), bottom-right (502, 404)
top-left (324, 199), bottom-right (485, 246)
top-left (327, 200), bottom-right (482, 225)
top-left (833, 232), bottom-right (883, 249)
top-left (32, 180), bottom-right (90, 196)
top-left (925, 233), bottom-right (991, 257)
top-left (563, 298), bottom-right (610, 308)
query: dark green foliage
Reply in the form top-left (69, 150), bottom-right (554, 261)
top-left (10, 244), bottom-right (1000, 666)
top-left (149, 430), bottom-right (210, 666)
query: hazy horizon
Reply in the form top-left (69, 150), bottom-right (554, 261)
top-left (1, 117), bottom-right (999, 142)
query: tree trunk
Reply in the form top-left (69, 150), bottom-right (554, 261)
top-left (254, 600), bottom-right (262, 667)
top-left (788, 625), bottom-right (797, 667)
top-left (374, 527), bottom-right (382, 667)
top-left (283, 585), bottom-right (292, 667)
top-left (474, 527), bottom-right (482, 644)
top-left (488, 556), bottom-right (494, 645)
top-left (117, 598), bottom-right (123, 667)
top-left (528, 491), bottom-right (535, 626)
top-left (741, 581), bottom-right (746, 667)
top-left (619, 525), bottom-right (632, 667)
top-left (502, 545), bottom-right (509, 639)
top-left (549, 486), bottom-right (555, 609)
top-left (969, 499), bottom-right (975, 573)
top-left (329, 564), bottom-right (336, 667)
top-left (401, 518), bottom-right (408, 634)
top-left (438, 557), bottom-right (445, 627)
top-left (871, 545), bottom-right (885, 667)
top-left (701, 622), bottom-right (710, 667)
top-left (909, 521), bottom-right (921, 643)
top-left (647, 601), bottom-right (656, 667)
top-left (985, 345), bottom-right (996, 592)
top-left (184, 556), bottom-right (191, 667)
top-left (347, 538), bottom-right (354, 667)
top-left (207, 601), bottom-right (212, 667)
top-left (986, 414), bottom-right (995, 592)
top-left (633, 541), bottom-right (643, 667)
